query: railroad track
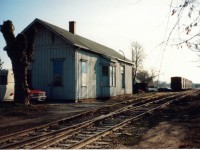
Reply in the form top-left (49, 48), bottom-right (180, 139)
top-left (0, 94), bottom-right (159, 147)
top-left (0, 90), bottom-right (195, 149)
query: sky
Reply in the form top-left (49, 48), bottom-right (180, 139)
top-left (0, 0), bottom-right (200, 83)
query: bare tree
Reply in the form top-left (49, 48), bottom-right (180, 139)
top-left (157, 81), bottom-right (170, 88)
top-left (0, 20), bottom-right (36, 104)
top-left (131, 41), bottom-right (145, 85)
top-left (137, 69), bottom-right (158, 85)
top-left (166, 0), bottom-right (200, 52)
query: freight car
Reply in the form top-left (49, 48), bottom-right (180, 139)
top-left (171, 77), bottom-right (192, 91)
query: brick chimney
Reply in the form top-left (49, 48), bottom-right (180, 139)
top-left (69, 21), bottom-right (76, 34)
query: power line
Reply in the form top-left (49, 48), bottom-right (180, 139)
top-left (157, 0), bottom-right (174, 84)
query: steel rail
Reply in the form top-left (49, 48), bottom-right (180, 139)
top-left (40, 91), bottom-right (192, 149)
top-left (0, 91), bottom-right (193, 149)
top-left (69, 94), bottom-right (189, 149)
top-left (0, 94), bottom-right (158, 148)
top-left (0, 94), bottom-right (156, 144)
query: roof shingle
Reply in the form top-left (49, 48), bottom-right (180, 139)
top-left (24, 18), bottom-right (132, 63)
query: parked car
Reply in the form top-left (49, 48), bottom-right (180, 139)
top-left (29, 90), bottom-right (46, 101)
top-left (158, 87), bottom-right (172, 92)
top-left (148, 86), bottom-right (158, 92)
top-left (0, 70), bottom-right (46, 102)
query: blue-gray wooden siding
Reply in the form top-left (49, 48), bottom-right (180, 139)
top-left (31, 25), bottom-right (132, 101)
top-left (75, 49), bottom-right (133, 100)
top-left (31, 27), bottom-right (76, 100)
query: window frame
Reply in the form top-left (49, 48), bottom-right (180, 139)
top-left (81, 59), bottom-right (88, 87)
top-left (109, 66), bottom-right (116, 87)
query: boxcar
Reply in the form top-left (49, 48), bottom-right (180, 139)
top-left (171, 77), bottom-right (192, 91)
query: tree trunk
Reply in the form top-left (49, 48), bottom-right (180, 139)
top-left (12, 60), bottom-right (29, 103)
top-left (0, 20), bottom-right (36, 104)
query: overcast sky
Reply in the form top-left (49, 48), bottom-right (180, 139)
top-left (1, 0), bottom-right (200, 83)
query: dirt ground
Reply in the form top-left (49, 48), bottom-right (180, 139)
top-left (0, 94), bottom-right (147, 136)
top-left (0, 100), bottom-right (109, 136)
top-left (119, 91), bottom-right (200, 148)
top-left (0, 92), bottom-right (200, 148)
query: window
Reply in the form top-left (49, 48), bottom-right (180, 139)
top-left (53, 60), bottom-right (63, 87)
top-left (110, 66), bottom-right (116, 86)
top-left (102, 66), bottom-right (108, 76)
top-left (102, 65), bottom-right (116, 87)
top-left (0, 75), bottom-right (7, 85)
top-left (121, 66), bottom-right (125, 88)
top-left (81, 60), bottom-right (87, 86)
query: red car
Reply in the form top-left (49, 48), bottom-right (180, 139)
top-left (29, 90), bottom-right (46, 101)
top-left (0, 70), bottom-right (47, 102)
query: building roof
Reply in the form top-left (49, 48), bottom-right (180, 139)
top-left (23, 18), bottom-right (132, 64)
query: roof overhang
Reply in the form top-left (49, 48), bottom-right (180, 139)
top-left (74, 44), bottom-right (133, 65)
top-left (116, 58), bottom-right (134, 65)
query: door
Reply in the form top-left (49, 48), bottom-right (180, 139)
top-left (80, 60), bottom-right (88, 99)
top-left (51, 59), bottom-right (64, 99)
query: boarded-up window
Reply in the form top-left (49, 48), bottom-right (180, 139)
top-left (53, 60), bottom-right (63, 87)
top-left (110, 66), bottom-right (116, 87)
top-left (81, 60), bottom-right (87, 86)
